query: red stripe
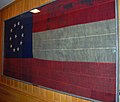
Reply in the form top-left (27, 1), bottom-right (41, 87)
top-left (33, 0), bottom-right (115, 32)
top-left (4, 58), bottom-right (116, 101)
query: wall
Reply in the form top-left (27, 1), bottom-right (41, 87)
top-left (0, 0), bottom-right (90, 102)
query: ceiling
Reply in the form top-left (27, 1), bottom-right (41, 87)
top-left (0, 0), bottom-right (15, 9)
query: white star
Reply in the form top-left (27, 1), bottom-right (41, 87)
top-left (17, 47), bottom-right (20, 51)
top-left (18, 22), bottom-right (20, 25)
top-left (21, 25), bottom-right (24, 29)
top-left (13, 48), bottom-right (15, 52)
top-left (21, 33), bottom-right (24, 37)
top-left (14, 24), bottom-right (16, 27)
top-left (10, 29), bottom-right (13, 33)
top-left (10, 44), bottom-right (12, 48)
top-left (15, 35), bottom-right (17, 38)
top-left (20, 41), bottom-right (23, 45)
top-left (9, 37), bottom-right (12, 41)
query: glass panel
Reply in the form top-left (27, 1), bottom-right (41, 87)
top-left (3, 0), bottom-right (117, 101)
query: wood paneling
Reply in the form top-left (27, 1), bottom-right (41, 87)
top-left (0, 76), bottom-right (90, 102)
top-left (0, 0), bottom-right (91, 102)
top-left (119, 0), bottom-right (120, 19)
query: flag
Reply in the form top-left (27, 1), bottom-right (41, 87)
top-left (4, 0), bottom-right (116, 101)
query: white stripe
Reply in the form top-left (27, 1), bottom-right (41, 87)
top-left (35, 47), bottom-right (116, 52)
top-left (32, 19), bottom-right (116, 62)
top-left (41, 33), bottom-right (116, 41)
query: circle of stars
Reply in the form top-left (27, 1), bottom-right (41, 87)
top-left (9, 21), bottom-right (24, 53)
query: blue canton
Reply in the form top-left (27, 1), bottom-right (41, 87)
top-left (4, 12), bottom-right (33, 58)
